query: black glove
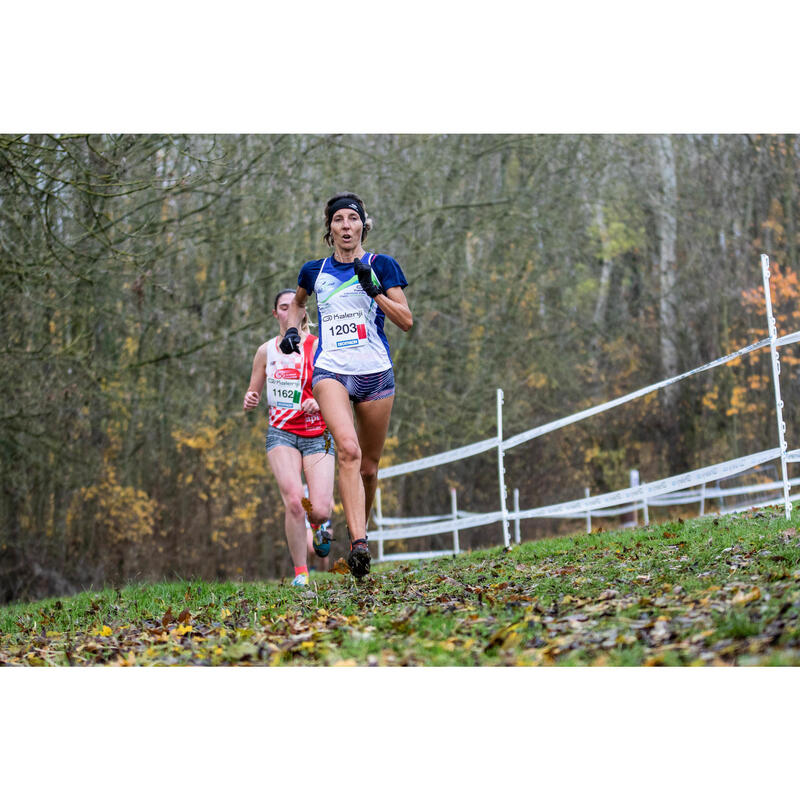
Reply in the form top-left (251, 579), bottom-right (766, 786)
top-left (279, 327), bottom-right (301, 354)
top-left (353, 257), bottom-right (383, 298)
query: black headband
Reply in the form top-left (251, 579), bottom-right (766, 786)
top-left (329, 197), bottom-right (366, 225)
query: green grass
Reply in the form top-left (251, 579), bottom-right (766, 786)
top-left (3, 507), bottom-right (800, 666)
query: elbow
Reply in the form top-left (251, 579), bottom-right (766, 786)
top-left (401, 314), bottom-right (413, 332)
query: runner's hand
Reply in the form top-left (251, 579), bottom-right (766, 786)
top-left (243, 391), bottom-right (260, 411)
top-left (353, 258), bottom-right (383, 298)
top-left (301, 398), bottom-right (319, 414)
top-left (279, 327), bottom-right (301, 354)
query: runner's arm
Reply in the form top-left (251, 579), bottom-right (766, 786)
top-left (286, 286), bottom-right (309, 331)
top-left (280, 287), bottom-right (309, 354)
top-left (301, 336), bottom-right (321, 415)
top-left (243, 344), bottom-right (268, 411)
top-left (374, 286), bottom-right (413, 332)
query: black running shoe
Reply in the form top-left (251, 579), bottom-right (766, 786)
top-left (347, 538), bottom-right (371, 578)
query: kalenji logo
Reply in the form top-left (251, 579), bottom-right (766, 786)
top-left (275, 368), bottom-right (300, 379)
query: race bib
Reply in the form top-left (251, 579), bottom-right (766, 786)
top-left (267, 366), bottom-right (302, 410)
top-left (324, 309), bottom-right (367, 349)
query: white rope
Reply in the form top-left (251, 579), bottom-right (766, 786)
top-left (511, 448), bottom-right (781, 521)
top-left (501, 338), bottom-right (773, 452)
top-left (370, 510), bottom-right (504, 542)
top-left (377, 436), bottom-right (498, 479)
top-left (376, 331), bottom-right (800, 482)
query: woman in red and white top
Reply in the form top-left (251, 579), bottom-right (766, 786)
top-left (243, 289), bottom-right (335, 587)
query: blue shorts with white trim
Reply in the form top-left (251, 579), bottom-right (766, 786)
top-left (312, 367), bottom-right (395, 404)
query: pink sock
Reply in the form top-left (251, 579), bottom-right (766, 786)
top-left (294, 566), bottom-right (309, 577)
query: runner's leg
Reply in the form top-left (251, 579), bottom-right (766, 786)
top-left (302, 451), bottom-right (336, 527)
top-left (267, 445), bottom-right (308, 569)
top-left (354, 395), bottom-right (394, 522)
top-left (313, 378), bottom-right (365, 543)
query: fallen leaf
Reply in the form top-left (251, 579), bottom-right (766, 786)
top-left (161, 607), bottom-right (174, 627)
top-left (732, 587), bottom-right (761, 605)
top-left (330, 558), bottom-right (351, 575)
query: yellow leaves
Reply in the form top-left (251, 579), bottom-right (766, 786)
top-left (174, 624), bottom-right (193, 636)
top-left (172, 425), bottom-right (220, 452)
top-left (69, 462), bottom-right (157, 545)
top-left (702, 387), bottom-right (718, 411)
top-left (90, 625), bottom-right (113, 637)
top-left (526, 371), bottom-right (548, 390)
top-left (732, 587), bottom-right (761, 606)
top-left (726, 385), bottom-right (748, 416)
top-left (220, 607), bottom-right (232, 620)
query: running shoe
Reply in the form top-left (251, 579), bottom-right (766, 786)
top-left (312, 521), bottom-right (332, 558)
top-left (347, 538), bottom-right (371, 578)
top-left (291, 572), bottom-right (310, 587)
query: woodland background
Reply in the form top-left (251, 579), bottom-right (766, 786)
top-left (2, 133), bottom-right (799, 603)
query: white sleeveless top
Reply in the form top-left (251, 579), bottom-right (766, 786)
top-left (313, 252), bottom-right (392, 375)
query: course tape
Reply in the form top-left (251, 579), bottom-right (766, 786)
top-left (501, 337), bottom-right (774, 452)
top-left (379, 550), bottom-right (456, 561)
top-left (375, 510), bottom-right (478, 526)
top-left (377, 436), bottom-right (498, 480)
top-left (370, 510), bottom-right (505, 542)
top-left (777, 331), bottom-right (800, 348)
top-left (646, 475), bottom-right (800, 505)
top-left (511, 448), bottom-right (781, 521)
top-left (376, 331), bottom-right (800, 481)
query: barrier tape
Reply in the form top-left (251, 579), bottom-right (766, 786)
top-left (377, 436), bottom-right (498, 480)
top-left (379, 550), bottom-right (456, 561)
top-left (511, 448), bottom-right (781, 521)
top-left (375, 510), bottom-right (485, 526)
top-left (777, 331), bottom-right (800, 348)
top-left (370, 510), bottom-right (504, 542)
top-left (376, 331), bottom-right (799, 482)
top-left (501, 338), bottom-right (773, 452)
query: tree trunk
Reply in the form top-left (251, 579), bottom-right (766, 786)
top-left (653, 135), bottom-right (679, 400)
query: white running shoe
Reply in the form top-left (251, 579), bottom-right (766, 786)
top-left (291, 572), bottom-right (310, 587)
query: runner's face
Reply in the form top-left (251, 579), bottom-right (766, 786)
top-left (330, 209), bottom-right (363, 252)
top-left (273, 294), bottom-right (295, 332)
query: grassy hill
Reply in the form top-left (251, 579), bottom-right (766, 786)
top-left (3, 508), bottom-right (800, 666)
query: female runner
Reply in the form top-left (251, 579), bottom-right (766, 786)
top-left (244, 289), bottom-right (335, 586)
top-left (280, 193), bottom-right (412, 578)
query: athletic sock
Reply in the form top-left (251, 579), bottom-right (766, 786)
top-left (294, 565), bottom-right (309, 577)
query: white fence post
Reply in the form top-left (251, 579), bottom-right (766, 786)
top-left (699, 482), bottom-right (706, 516)
top-left (450, 486), bottom-right (460, 555)
top-left (497, 388), bottom-right (511, 548)
top-left (762, 253), bottom-right (793, 520)
top-left (513, 487), bottom-right (521, 544)
top-left (630, 469), bottom-right (639, 525)
top-left (584, 487), bottom-right (591, 533)
top-left (375, 487), bottom-right (384, 562)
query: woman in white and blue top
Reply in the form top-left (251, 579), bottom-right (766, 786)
top-left (281, 193), bottom-right (412, 578)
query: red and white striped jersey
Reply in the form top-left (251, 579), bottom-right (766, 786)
top-left (265, 335), bottom-right (326, 437)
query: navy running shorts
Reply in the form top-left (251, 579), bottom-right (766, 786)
top-left (312, 367), bottom-right (395, 404)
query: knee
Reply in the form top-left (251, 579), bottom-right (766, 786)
top-left (337, 437), bottom-right (362, 468)
top-left (285, 495), bottom-right (305, 520)
top-left (360, 459), bottom-right (378, 483)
